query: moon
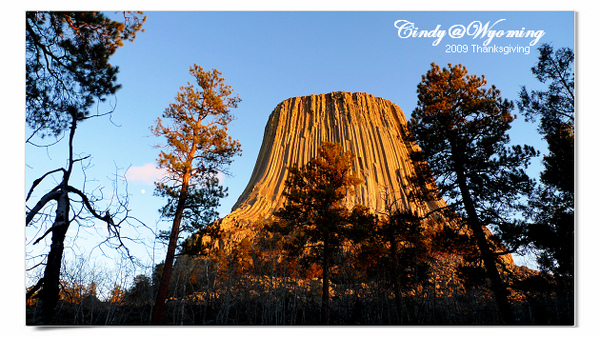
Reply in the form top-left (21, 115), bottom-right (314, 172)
top-left (141, 189), bottom-right (146, 194)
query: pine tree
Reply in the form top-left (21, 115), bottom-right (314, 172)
top-left (25, 11), bottom-right (145, 324)
top-left (517, 44), bottom-right (574, 279)
top-left (150, 64), bottom-right (241, 324)
top-left (26, 11), bottom-right (145, 138)
top-left (270, 142), bottom-right (373, 324)
top-left (409, 63), bottom-right (537, 324)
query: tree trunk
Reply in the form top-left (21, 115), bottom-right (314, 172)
top-left (454, 166), bottom-right (515, 324)
top-left (152, 182), bottom-right (189, 324)
top-left (389, 234), bottom-right (403, 324)
top-left (320, 236), bottom-right (330, 324)
top-left (35, 115), bottom-right (77, 325)
top-left (36, 190), bottom-right (70, 324)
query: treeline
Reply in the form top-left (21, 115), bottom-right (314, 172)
top-left (26, 227), bottom-right (573, 325)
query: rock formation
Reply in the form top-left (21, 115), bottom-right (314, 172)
top-left (216, 92), bottom-right (447, 240)
top-left (205, 91), bottom-right (516, 267)
top-left (169, 91), bottom-right (553, 325)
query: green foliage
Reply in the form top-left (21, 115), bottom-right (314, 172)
top-left (26, 11), bottom-right (146, 137)
top-left (155, 172), bottom-right (225, 242)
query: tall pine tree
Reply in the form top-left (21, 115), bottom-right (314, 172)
top-left (410, 63), bottom-right (537, 324)
top-left (150, 64), bottom-right (241, 324)
top-left (517, 44), bottom-right (574, 280)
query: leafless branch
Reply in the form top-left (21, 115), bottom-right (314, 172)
top-left (26, 188), bottom-right (61, 226)
top-left (26, 168), bottom-right (65, 202)
top-left (33, 226), bottom-right (56, 245)
top-left (67, 185), bottom-right (114, 226)
top-left (26, 260), bottom-right (46, 272)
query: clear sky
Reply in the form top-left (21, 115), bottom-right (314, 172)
top-left (23, 10), bottom-right (576, 276)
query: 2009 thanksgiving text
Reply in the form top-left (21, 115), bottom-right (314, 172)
top-left (445, 44), bottom-right (531, 55)
top-left (393, 19), bottom-right (545, 47)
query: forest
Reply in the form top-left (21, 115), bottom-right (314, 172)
top-left (25, 12), bottom-right (574, 325)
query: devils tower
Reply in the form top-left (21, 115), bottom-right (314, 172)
top-left (216, 91), bottom-right (451, 242)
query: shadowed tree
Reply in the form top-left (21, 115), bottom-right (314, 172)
top-left (378, 206), bottom-right (430, 323)
top-left (150, 64), bottom-right (242, 324)
top-left (409, 63), bottom-right (537, 324)
top-left (515, 44), bottom-right (574, 280)
top-left (26, 11), bottom-right (145, 139)
top-left (270, 142), bottom-right (373, 324)
top-left (25, 11), bottom-right (145, 325)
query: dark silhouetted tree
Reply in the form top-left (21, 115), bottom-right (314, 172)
top-left (355, 197), bottom-right (431, 324)
top-left (516, 44), bottom-right (574, 280)
top-left (150, 64), bottom-right (242, 324)
top-left (26, 11), bottom-right (145, 139)
top-left (379, 210), bottom-right (430, 322)
top-left (409, 63), bottom-right (537, 324)
top-left (25, 11), bottom-right (145, 325)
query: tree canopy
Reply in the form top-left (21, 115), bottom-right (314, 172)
top-left (271, 142), bottom-right (373, 323)
top-left (516, 44), bottom-right (574, 279)
top-left (26, 11), bottom-right (145, 138)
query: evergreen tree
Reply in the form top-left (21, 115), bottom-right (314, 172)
top-left (270, 142), bottom-right (373, 324)
top-left (409, 63), bottom-right (537, 324)
top-left (26, 11), bottom-right (145, 138)
top-left (357, 206), bottom-right (430, 323)
top-left (517, 44), bottom-right (574, 279)
top-left (150, 64), bottom-right (242, 324)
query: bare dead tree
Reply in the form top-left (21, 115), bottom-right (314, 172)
top-left (26, 110), bottom-right (151, 324)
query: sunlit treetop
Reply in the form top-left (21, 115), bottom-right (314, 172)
top-left (151, 64), bottom-right (242, 187)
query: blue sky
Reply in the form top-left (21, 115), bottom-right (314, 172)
top-left (23, 11), bottom-right (576, 275)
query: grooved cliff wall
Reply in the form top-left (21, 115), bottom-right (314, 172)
top-left (218, 92), bottom-right (449, 240)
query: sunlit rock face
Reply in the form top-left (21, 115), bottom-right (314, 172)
top-left (216, 91), bottom-right (450, 240)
